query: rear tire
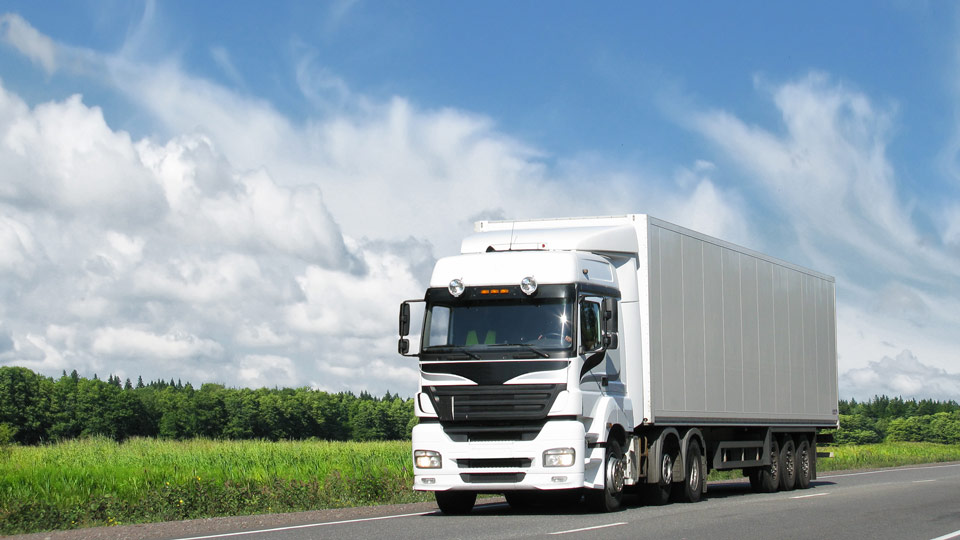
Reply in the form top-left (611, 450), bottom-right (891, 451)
top-left (586, 439), bottom-right (625, 512)
top-left (676, 442), bottom-right (704, 503)
top-left (435, 491), bottom-right (477, 515)
top-left (779, 439), bottom-right (797, 491)
top-left (644, 445), bottom-right (675, 505)
top-left (795, 439), bottom-right (812, 489)
top-left (756, 439), bottom-right (780, 493)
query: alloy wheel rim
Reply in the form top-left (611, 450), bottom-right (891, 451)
top-left (662, 454), bottom-right (673, 484)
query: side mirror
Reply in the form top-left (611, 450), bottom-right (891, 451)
top-left (399, 302), bottom-right (411, 337)
top-left (602, 297), bottom-right (618, 330)
top-left (398, 299), bottom-right (424, 357)
top-left (602, 297), bottom-right (619, 350)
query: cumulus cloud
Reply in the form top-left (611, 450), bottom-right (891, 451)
top-left (23, 13), bottom-right (960, 399)
top-left (840, 350), bottom-right (960, 401)
top-left (0, 74), bottom-right (426, 392)
top-left (92, 327), bottom-right (224, 360)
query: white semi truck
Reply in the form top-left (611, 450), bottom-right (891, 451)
top-left (398, 215), bottom-right (838, 513)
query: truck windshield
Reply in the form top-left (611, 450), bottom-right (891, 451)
top-left (423, 299), bottom-right (573, 351)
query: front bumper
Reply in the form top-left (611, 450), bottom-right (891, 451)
top-left (412, 420), bottom-right (588, 492)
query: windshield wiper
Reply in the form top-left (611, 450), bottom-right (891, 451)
top-left (425, 346), bottom-right (480, 360)
top-left (487, 343), bottom-right (550, 358)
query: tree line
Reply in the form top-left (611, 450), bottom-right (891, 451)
top-left (834, 395), bottom-right (960, 444)
top-left (0, 366), bottom-right (416, 445)
top-left (2, 366), bottom-right (958, 446)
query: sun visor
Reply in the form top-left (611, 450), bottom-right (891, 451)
top-left (462, 225), bottom-right (638, 254)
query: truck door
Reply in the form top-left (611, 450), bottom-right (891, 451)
top-left (578, 296), bottom-right (624, 399)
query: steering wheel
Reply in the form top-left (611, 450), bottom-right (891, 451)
top-left (538, 332), bottom-right (563, 341)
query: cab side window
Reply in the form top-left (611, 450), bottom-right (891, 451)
top-left (580, 301), bottom-right (601, 352)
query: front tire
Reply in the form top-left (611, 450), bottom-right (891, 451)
top-left (586, 439), bottom-right (625, 512)
top-left (435, 491), bottom-right (477, 515)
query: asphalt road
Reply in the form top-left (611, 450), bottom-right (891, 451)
top-left (16, 462), bottom-right (960, 540)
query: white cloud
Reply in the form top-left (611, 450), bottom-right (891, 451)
top-left (92, 327), bottom-right (224, 360)
top-left (238, 354), bottom-right (298, 388)
top-left (10, 14), bottom-right (958, 401)
top-left (840, 350), bottom-right (960, 401)
top-left (210, 46), bottom-right (243, 87)
top-left (0, 13), bottom-right (57, 74)
top-left (691, 72), bottom-right (960, 379)
top-left (0, 214), bottom-right (41, 278)
top-left (1, 90), bottom-right (166, 224)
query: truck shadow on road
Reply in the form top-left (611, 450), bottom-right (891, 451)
top-left (433, 480), bottom-right (842, 517)
top-left (703, 480), bottom-right (837, 500)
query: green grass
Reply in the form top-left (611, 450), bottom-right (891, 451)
top-left (0, 437), bottom-right (431, 534)
top-left (819, 441), bottom-right (960, 470)
top-left (2, 439), bottom-right (959, 535)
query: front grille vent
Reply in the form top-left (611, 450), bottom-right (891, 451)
top-left (425, 384), bottom-right (564, 422)
top-left (456, 458), bottom-right (532, 469)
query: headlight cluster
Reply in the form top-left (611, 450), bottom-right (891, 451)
top-left (543, 447), bottom-right (575, 467)
top-left (414, 449), bottom-right (442, 469)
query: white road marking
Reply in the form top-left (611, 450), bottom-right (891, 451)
top-left (929, 528), bottom-right (960, 540)
top-left (912, 479), bottom-right (937, 483)
top-left (820, 463), bottom-right (960, 479)
top-left (549, 522), bottom-right (628, 535)
top-left (168, 510), bottom-right (432, 540)
top-left (790, 492), bottom-right (829, 499)
top-left (167, 502), bottom-right (511, 540)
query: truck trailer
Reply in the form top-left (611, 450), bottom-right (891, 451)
top-left (398, 214), bottom-right (838, 513)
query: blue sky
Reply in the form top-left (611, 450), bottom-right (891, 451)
top-left (0, 1), bottom-right (959, 399)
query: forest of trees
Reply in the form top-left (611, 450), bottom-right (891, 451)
top-left (1, 365), bottom-right (958, 446)
top-left (834, 395), bottom-right (960, 444)
top-left (0, 366), bottom-right (415, 445)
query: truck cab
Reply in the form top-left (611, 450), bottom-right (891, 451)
top-left (400, 225), bottom-right (636, 513)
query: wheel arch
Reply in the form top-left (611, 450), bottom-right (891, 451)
top-left (644, 427), bottom-right (681, 485)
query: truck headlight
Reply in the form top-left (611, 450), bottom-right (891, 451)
top-left (543, 448), bottom-right (575, 467)
top-left (414, 449), bottom-right (442, 469)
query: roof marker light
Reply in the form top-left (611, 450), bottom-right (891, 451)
top-left (448, 279), bottom-right (464, 297)
top-left (520, 276), bottom-right (538, 295)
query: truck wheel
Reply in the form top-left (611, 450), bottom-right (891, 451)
top-left (586, 439), bottom-right (625, 512)
top-left (755, 439), bottom-right (780, 493)
top-left (644, 447), bottom-right (674, 505)
top-left (779, 439), bottom-right (797, 491)
top-left (795, 439), bottom-right (812, 489)
top-left (676, 442), bottom-right (704, 503)
top-left (435, 491), bottom-right (477, 515)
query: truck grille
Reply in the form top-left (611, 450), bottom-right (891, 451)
top-left (456, 458), bottom-right (532, 469)
top-left (425, 384), bottom-right (565, 422)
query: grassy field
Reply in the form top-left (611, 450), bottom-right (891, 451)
top-left (0, 437), bottom-right (430, 534)
top-left (1, 439), bottom-right (959, 534)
